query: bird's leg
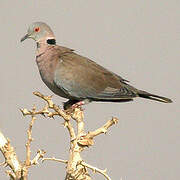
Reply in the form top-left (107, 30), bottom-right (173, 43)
top-left (63, 99), bottom-right (91, 115)
top-left (71, 101), bottom-right (85, 108)
top-left (71, 99), bottom-right (91, 109)
top-left (63, 99), bottom-right (78, 110)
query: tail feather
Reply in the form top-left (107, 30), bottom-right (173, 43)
top-left (138, 90), bottom-right (172, 103)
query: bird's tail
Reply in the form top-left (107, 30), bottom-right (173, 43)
top-left (138, 90), bottom-right (172, 103)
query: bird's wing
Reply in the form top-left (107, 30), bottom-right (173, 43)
top-left (53, 51), bottom-right (137, 100)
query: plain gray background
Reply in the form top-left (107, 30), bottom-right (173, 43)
top-left (0, 1), bottom-right (179, 179)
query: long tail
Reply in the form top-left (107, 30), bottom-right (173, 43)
top-left (138, 90), bottom-right (172, 103)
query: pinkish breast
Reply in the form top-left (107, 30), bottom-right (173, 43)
top-left (35, 49), bottom-right (68, 98)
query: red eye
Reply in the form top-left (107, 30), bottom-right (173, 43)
top-left (34, 27), bottom-right (40, 32)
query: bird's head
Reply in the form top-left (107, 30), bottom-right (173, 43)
top-left (21, 22), bottom-right (56, 44)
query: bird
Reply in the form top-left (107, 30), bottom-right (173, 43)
top-left (21, 22), bottom-right (172, 110)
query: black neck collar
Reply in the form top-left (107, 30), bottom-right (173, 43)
top-left (47, 39), bottom-right (56, 45)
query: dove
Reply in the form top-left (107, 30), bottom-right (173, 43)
top-left (21, 22), bottom-right (172, 109)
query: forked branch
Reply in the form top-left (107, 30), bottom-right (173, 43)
top-left (0, 106), bottom-right (45, 179)
top-left (27, 91), bottom-right (118, 180)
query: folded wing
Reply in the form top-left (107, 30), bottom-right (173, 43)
top-left (54, 52), bottom-right (137, 101)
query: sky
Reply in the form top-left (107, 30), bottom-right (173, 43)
top-left (0, 1), bottom-right (179, 179)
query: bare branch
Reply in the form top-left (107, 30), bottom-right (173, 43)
top-left (80, 161), bottom-right (112, 180)
top-left (29, 92), bottom-right (118, 180)
top-left (64, 120), bottom-right (76, 140)
top-left (31, 149), bottom-right (46, 165)
top-left (77, 117), bottom-right (118, 147)
top-left (6, 170), bottom-right (16, 179)
top-left (72, 108), bottom-right (85, 138)
top-left (42, 157), bottom-right (68, 164)
top-left (23, 92), bottom-right (76, 140)
top-left (52, 104), bottom-right (71, 121)
top-left (0, 131), bottom-right (22, 179)
top-left (33, 91), bottom-right (71, 121)
top-left (23, 91), bottom-right (76, 140)
top-left (18, 91), bottom-right (118, 180)
top-left (33, 91), bottom-right (54, 108)
top-left (86, 117), bottom-right (118, 139)
top-left (25, 106), bottom-right (36, 167)
top-left (0, 94), bottom-right (48, 179)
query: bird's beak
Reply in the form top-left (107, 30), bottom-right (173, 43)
top-left (20, 34), bottom-right (29, 42)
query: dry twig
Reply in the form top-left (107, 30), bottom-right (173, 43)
top-left (0, 131), bottom-right (22, 179)
top-left (0, 104), bottom-right (45, 179)
top-left (80, 161), bottom-right (111, 180)
top-left (42, 157), bottom-right (68, 164)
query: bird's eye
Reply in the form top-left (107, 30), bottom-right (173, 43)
top-left (34, 27), bottom-right (40, 32)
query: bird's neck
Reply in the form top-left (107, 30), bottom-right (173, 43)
top-left (36, 38), bottom-right (56, 56)
top-left (36, 42), bottom-right (48, 56)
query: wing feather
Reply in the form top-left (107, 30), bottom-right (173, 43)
top-left (54, 51), bottom-right (137, 100)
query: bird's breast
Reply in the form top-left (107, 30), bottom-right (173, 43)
top-left (36, 54), bottom-right (68, 98)
top-left (36, 55), bottom-right (54, 84)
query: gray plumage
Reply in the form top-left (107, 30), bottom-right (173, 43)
top-left (21, 22), bottom-right (172, 109)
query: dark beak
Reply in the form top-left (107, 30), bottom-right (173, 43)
top-left (20, 34), bottom-right (29, 42)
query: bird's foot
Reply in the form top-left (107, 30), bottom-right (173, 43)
top-left (71, 99), bottom-right (91, 109)
top-left (63, 99), bottom-right (91, 112)
top-left (63, 99), bottom-right (79, 110)
top-left (71, 101), bottom-right (85, 109)
top-left (63, 101), bottom-right (84, 114)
